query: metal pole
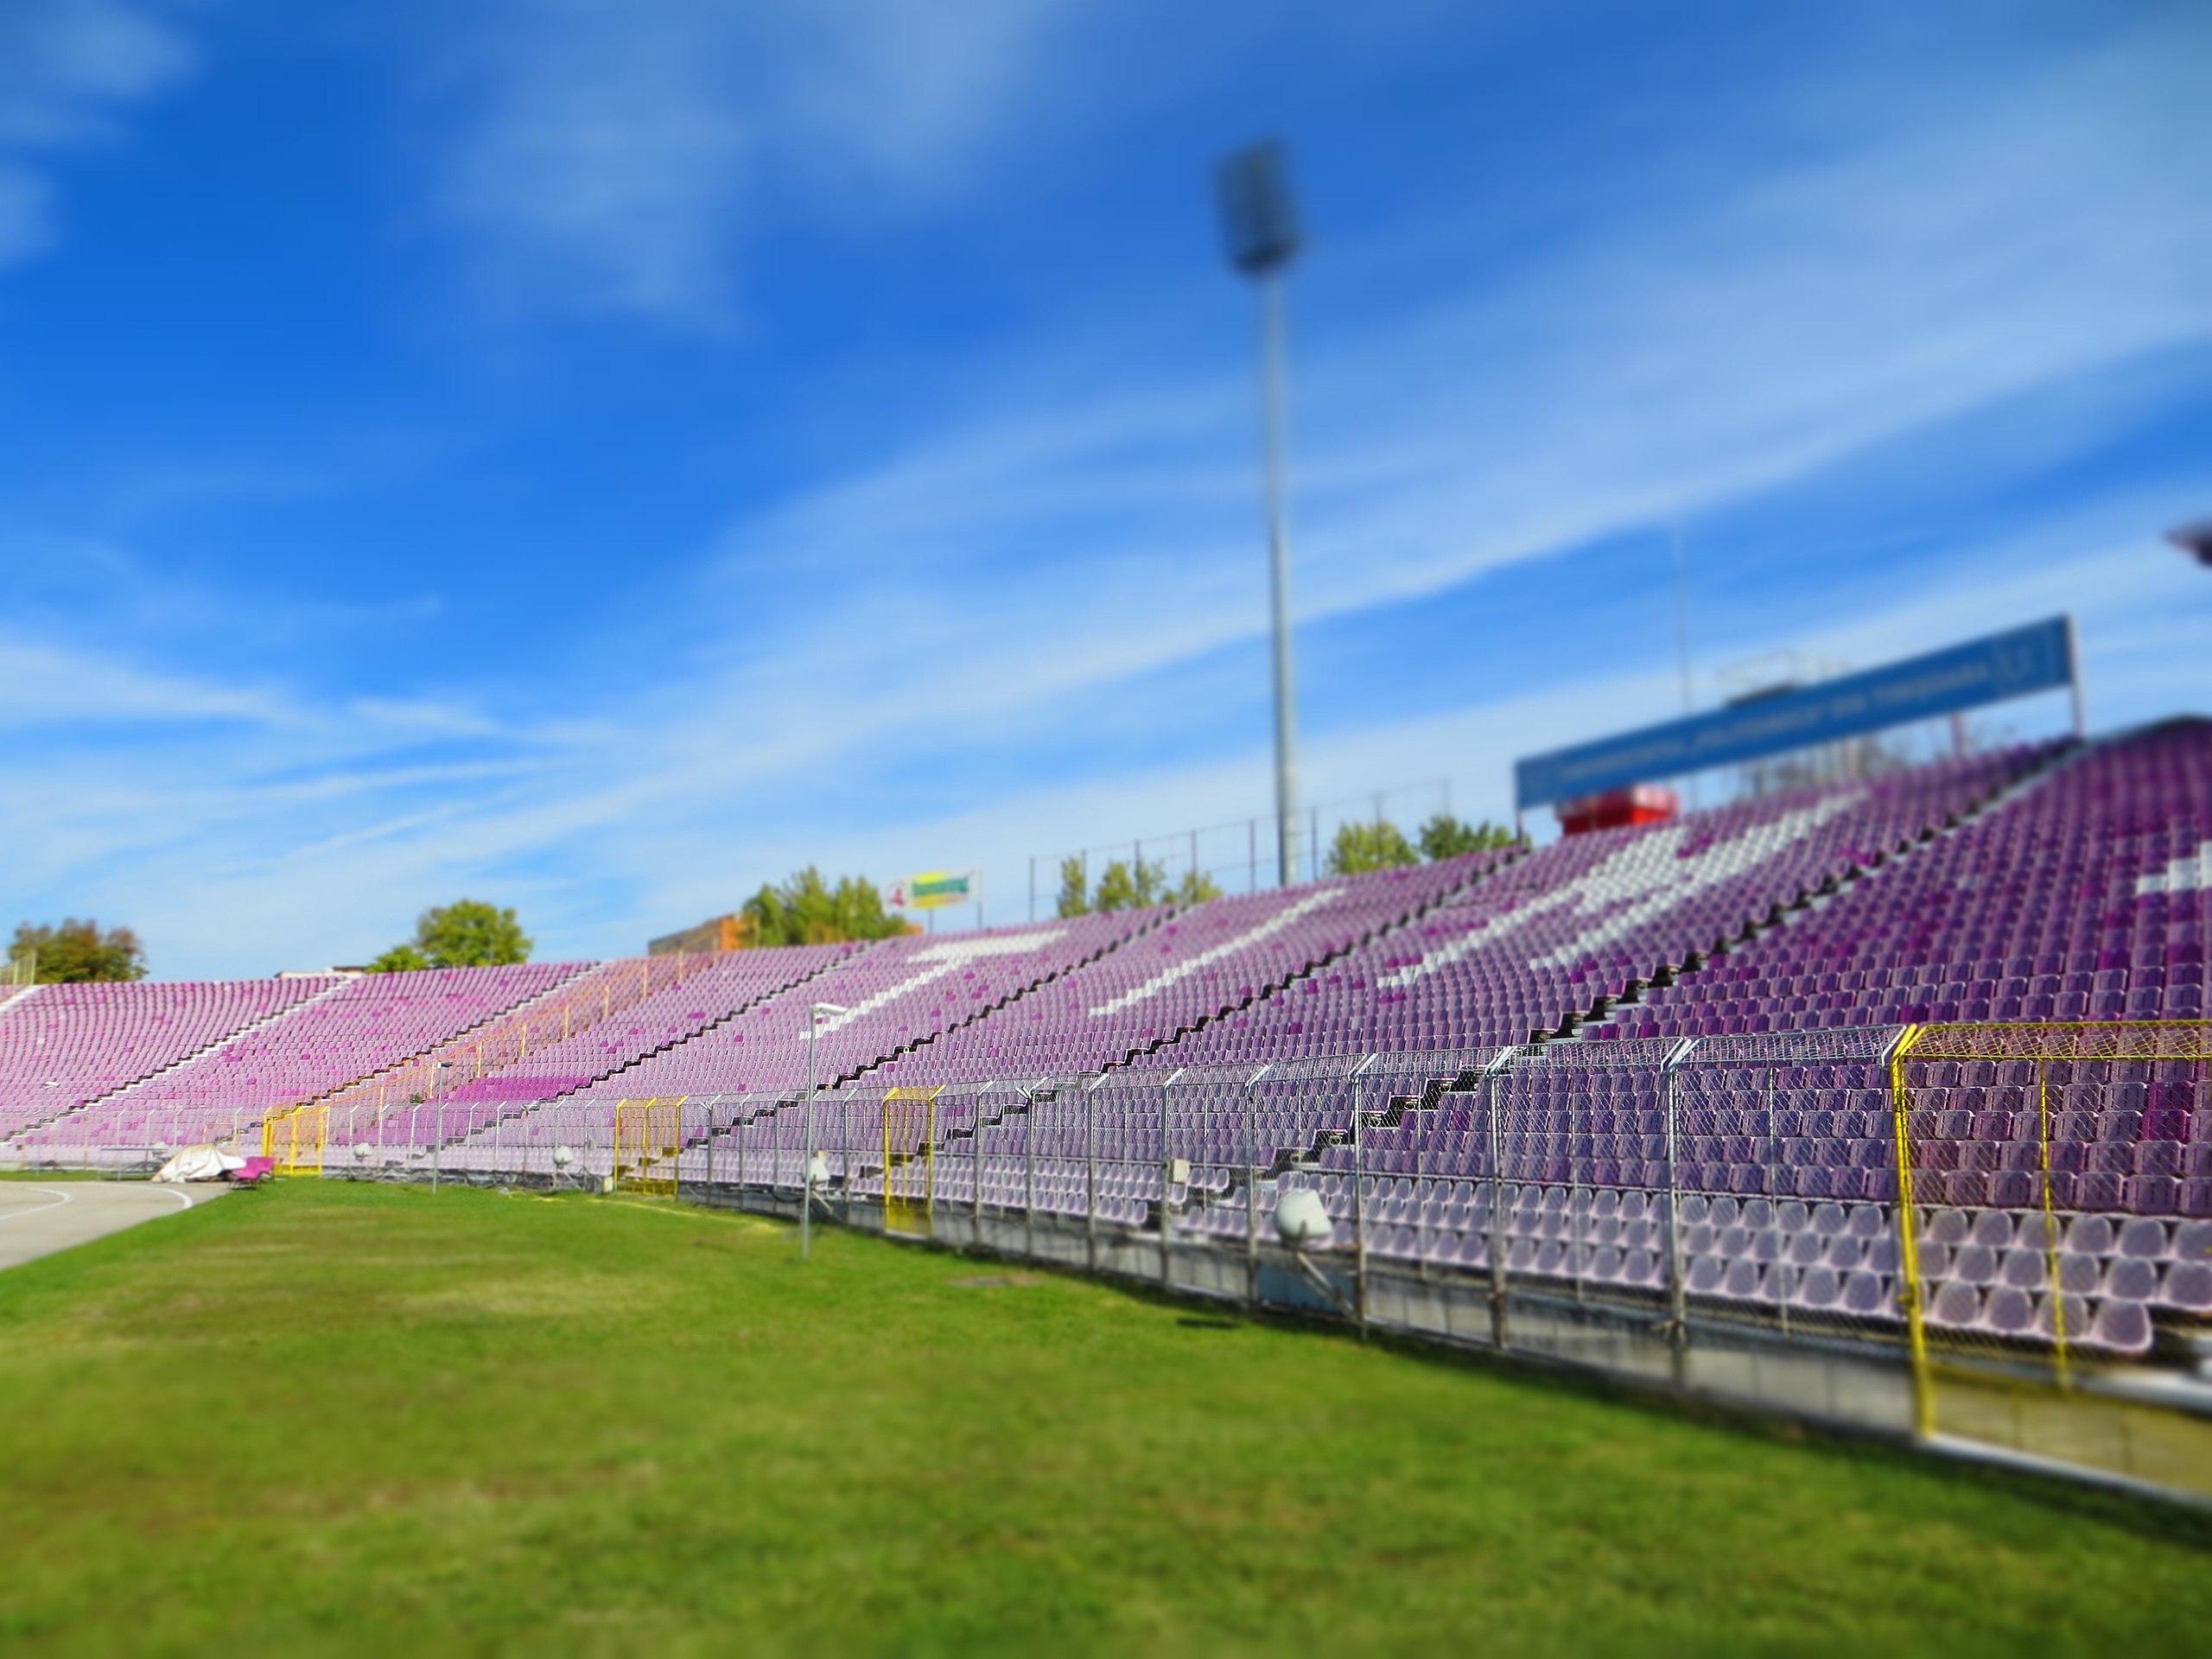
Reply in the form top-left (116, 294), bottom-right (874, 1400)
top-left (1661, 1038), bottom-right (1698, 1385)
top-left (1485, 1052), bottom-right (1511, 1349)
top-left (1767, 1065), bottom-right (1789, 1341)
top-left (1259, 273), bottom-right (1300, 888)
top-left (1414, 1066), bottom-right (1430, 1285)
top-left (2064, 612), bottom-right (2088, 740)
top-left (803, 1024), bottom-right (816, 1261)
top-left (1570, 1073), bottom-right (1584, 1305)
top-left (1160, 1075), bottom-right (1174, 1287)
top-left (1669, 521), bottom-right (1695, 717)
top-left (1029, 856), bottom-right (1036, 924)
top-left (1024, 1089), bottom-right (1036, 1261)
top-left (1085, 1081), bottom-right (1098, 1272)
top-left (1352, 1077), bottom-right (1369, 1334)
top-left (1245, 1065), bottom-right (1266, 1309)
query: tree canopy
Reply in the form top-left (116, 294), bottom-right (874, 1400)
top-left (9, 919), bottom-right (147, 982)
top-left (1325, 821), bottom-right (1421, 875)
top-left (1417, 812), bottom-right (1520, 861)
top-left (366, 900), bottom-right (532, 972)
top-left (1058, 858), bottom-right (1221, 917)
top-left (743, 869), bottom-right (916, 946)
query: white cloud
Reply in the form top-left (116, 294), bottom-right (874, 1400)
top-left (0, 0), bottom-right (190, 265)
top-left (434, 0), bottom-right (1082, 322)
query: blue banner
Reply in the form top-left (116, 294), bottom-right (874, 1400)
top-left (1515, 616), bottom-right (2075, 811)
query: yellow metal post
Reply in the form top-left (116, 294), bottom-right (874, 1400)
top-left (1888, 1025), bottom-right (1934, 1440)
top-left (2037, 1062), bottom-right (2072, 1392)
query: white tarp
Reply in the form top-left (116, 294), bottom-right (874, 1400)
top-left (155, 1146), bottom-right (246, 1184)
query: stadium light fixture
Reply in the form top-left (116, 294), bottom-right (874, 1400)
top-left (801, 1002), bottom-right (850, 1262)
top-left (2167, 520), bottom-right (2212, 569)
top-left (1216, 138), bottom-right (1305, 887)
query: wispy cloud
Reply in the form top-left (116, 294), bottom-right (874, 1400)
top-left (0, 0), bottom-right (190, 265)
top-left (431, 0), bottom-right (1085, 324)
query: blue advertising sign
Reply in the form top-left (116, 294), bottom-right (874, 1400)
top-left (1515, 616), bottom-right (2075, 811)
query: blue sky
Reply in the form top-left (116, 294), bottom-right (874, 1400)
top-left (2, 0), bottom-right (2208, 976)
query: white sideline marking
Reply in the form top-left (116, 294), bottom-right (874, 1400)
top-left (0, 1180), bottom-right (208, 1273)
top-left (0, 1185), bottom-right (73, 1224)
top-left (1088, 890), bottom-right (1341, 1018)
top-left (1376, 791), bottom-right (1866, 988)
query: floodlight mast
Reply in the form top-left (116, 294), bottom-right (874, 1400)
top-left (2167, 520), bottom-right (2212, 569)
top-left (1217, 139), bottom-right (1305, 887)
top-left (801, 1001), bottom-right (849, 1262)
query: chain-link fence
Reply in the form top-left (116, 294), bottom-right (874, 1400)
top-left (307, 1023), bottom-right (2212, 1504)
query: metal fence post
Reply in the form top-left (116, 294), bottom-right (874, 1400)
top-left (1082, 1080), bottom-right (1098, 1270)
top-left (1765, 1064), bottom-right (1789, 1341)
top-left (1885, 1025), bottom-right (1935, 1441)
top-left (1024, 1088), bottom-right (1036, 1262)
top-left (1484, 1051), bottom-right (1514, 1349)
top-left (1569, 1069), bottom-right (1585, 1305)
top-left (1352, 1079), bottom-right (1369, 1335)
top-left (1245, 1065), bottom-right (1268, 1309)
top-left (975, 1089), bottom-right (988, 1248)
top-left (1411, 1061), bottom-right (1430, 1286)
top-left (1160, 1071), bottom-right (1182, 1288)
top-left (1661, 1038), bottom-right (1699, 1386)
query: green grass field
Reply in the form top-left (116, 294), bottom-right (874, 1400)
top-left (2, 1181), bottom-right (2208, 1655)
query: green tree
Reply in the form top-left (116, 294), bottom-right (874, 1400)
top-left (1326, 820), bottom-right (1420, 875)
top-left (1169, 869), bottom-right (1224, 906)
top-left (1416, 812), bottom-right (1519, 861)
top-left (744, 869), bottom-right (916, 946)
top-left (10, 919), bottom-right (147, 982)
top-left (1055, 857), bottom-right (1091, 918)
top-left (366, 899), bottom-right (531, 972)
top-left (1092, 855), bottom-right (1169, 912)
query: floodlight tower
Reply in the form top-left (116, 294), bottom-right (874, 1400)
top-left (801, 1001), bottom-right (849, 1261)
top-left (1217, 139), bottom-right (1306, 887)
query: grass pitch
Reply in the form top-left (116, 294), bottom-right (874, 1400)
top-left (1, 1182), bottom-right (2207, 1655)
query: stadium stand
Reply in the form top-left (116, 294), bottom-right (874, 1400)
top-left (1154, 748), bottom-right (2043, 1061)
top-left (0, 976), bottom-right (340, 1139)
top-left (1599, 719), bottom-right (2212, 1036)
top-left (16, 963), bottom-right (578, 1156)
top-left (559, 910), bottom-right (1155, 1103)
top-left (442, 943), bottom-right (855, 1106)
top-left (301, 951), bottom-right (742, 1137)
top-left (10, 721), bottom-right (2212, 1426)
top-left (868, 852), bottom-right (1497, 1084)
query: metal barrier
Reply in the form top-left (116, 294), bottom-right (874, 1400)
top-left (1891, 1022), bottom-right (2212, 1495)
top-left (613, 1098), bottom-right (682, 1197)
top-left (312, 1023), bottom-right (2212, 1505)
